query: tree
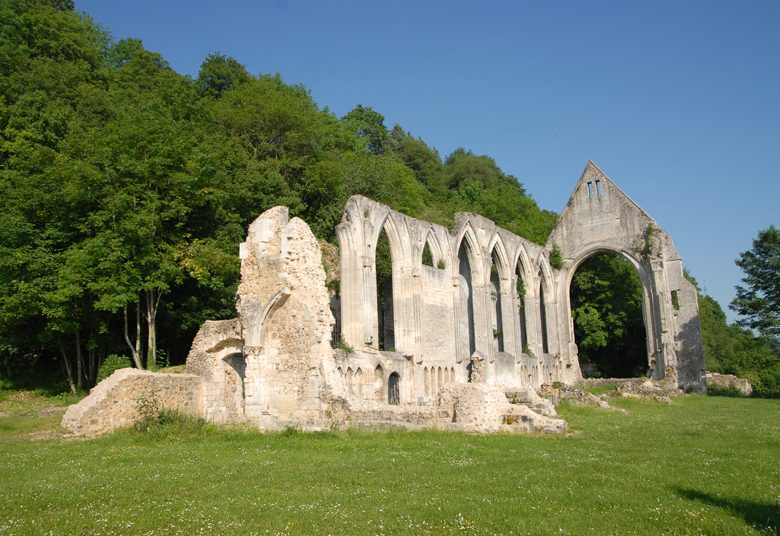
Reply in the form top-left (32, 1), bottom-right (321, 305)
top-left (730, 225), bottom-right (780, 339)
top-left (342, 105), bottom-right (388, 155)
top-left (197, 52), bottom-right (251, 98)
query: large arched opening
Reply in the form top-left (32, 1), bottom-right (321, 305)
top-left (515, 260), bottom-right (529, 353)
top-left (569, 250), bottom-right (649, 378)
top-left (457, 238), bottom-right (477, 359)
top-left (489, 248), bottom-right (505, 353)
top-left (375, 227), bottom-right (395, 351)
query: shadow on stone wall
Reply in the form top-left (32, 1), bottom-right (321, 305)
top-left (675, 315), bottom-right (706, 391)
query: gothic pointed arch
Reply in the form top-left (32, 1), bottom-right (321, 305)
top-left (421, 228), bottom-right (444, 268)
top-left (455, 224), bottom-right (482, 360)
top-left (488, 235), bottom-right (510, 353)
top-left (537, 261), bottom-right (554, 355)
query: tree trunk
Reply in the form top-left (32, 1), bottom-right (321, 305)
top-left (59, 343), bottom-right (76, 394)
top-left (144, 289), bottom-right (162, 370)
top-left (87, 346), bottom-right (96, 385)
top-left (123, 304), bottom-right (143, 369)
top-left (75, 332), bottom-right (83, 390)
top-left (135, 301), bottom-right (142, 365)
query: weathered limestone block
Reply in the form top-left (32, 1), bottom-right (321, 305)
top-left (706, 373), bottom-right (752, 396)
top-left (438, 383), bottom-right (565, 434)
top-left (468, 352), bottom-right (486, 383)
top-left (186, 318), bottom-right (243, 378)
top-left (61, 369), bottom-right (202, 436)
top-left (505, 386), bottom-right (557, 417)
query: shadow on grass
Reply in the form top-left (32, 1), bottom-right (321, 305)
top-left (673, 486), bottom-right (779, 533)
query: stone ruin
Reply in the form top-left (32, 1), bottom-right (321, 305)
top-left (63, 162), bottom-right (706, 436)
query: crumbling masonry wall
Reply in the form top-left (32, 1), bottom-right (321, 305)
top-left (62, 369), bottom-right (202, 436)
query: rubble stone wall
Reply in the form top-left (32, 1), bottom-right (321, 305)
top-left (61, 369), bottom-right (202, 436)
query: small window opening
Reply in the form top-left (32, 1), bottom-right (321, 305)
top-left (388, 372), bottom-right (400, 405)
top-left (587, 181), bottom-right (594, 198)
top-left (671, 290), bottom-right (680, 311)
top-left (595, 180), bottom-right (602, 198)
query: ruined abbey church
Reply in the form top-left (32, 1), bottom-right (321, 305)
top-left (63, 162), bottom-right (705, 436)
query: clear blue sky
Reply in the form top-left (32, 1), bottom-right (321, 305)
top-left (77, 0), bottom-right (779, 322)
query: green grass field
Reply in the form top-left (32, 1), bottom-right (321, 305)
top-left (0, 391), bottom-right (777, 535)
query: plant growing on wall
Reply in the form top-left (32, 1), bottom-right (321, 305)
top-left (634, 223), bottom-right (657, 259)
top-left (549, 244), bottom-right (564, 269)
top-left (516, 275), bottom-right (526, 300)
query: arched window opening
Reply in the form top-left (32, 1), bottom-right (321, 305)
top-left (374, 364), bottom-right (385, 401)
top-left (422, 242), bottom-right (434, 267)
top-left (490, 250), bottom-right (505, 352)
top-left (424, 367), bottom-right (430, 395)
top-left (516, 262), bottom-right (528, 352)
top-left (388, 372), bottom-right (400, 405)
top-left (355, 368), bottom-right (363, 398)
top-left (570, 251), bottom-right (648, 378)
top-left (539, 277), bottom-right (549, 355)
top-left (376, 228), bottom-right (395, 351)
top-left (458, 241), bottom-right (476, 356)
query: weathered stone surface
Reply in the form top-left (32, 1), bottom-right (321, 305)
top-left (706, 373), bottom-right (752, 396)
top-left (505, 386), bottom-right (557, 416)
top-left (61, 369), bottom-right (202, 436)
top-left (439, 383), bottom-right (566, 434)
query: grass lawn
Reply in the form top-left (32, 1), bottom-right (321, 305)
top-left (0, 391), bottom-right (777, 535)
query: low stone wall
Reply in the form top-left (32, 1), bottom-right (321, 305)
top-left (62, 369), bottom-right (203, 436)
top-left (439, 383), bottom-right (566, 434)
top-left (348, 407), bottom-right (451, 430)
top-left (705, 373), bottom-right (752, 396)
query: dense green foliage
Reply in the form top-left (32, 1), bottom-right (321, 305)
top-left (730, 225), bottom-right (780, 339)
top-left (570, 252), bottom-right (647, 378)
top-left (0, 1), bottom-right (557, 390)
top-left (699, 293), bottom-right (780, 397)
top-left (95, 354), bottom-right (131, 382)
top-left (1, 390), bottom-right (778, 534)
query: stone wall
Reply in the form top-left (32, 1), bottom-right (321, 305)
top-left (61, 369), bottom-right (202, 436)
top-left (706, 373), bottom-right (752, 396)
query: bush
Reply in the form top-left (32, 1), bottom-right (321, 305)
top-left (97, 355), bottom-right (133, 383)
top-left (706, 384), bottom-right (747, 398)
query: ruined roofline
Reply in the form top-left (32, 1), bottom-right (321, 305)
top-left (549, 161), bottom-right (663, 247)
top-left (339, 194), bottom-right (546, 255)
top-left (585, 161), bottom-right (658, 224)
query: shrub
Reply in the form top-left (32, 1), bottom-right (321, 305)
top-left (336, 339), bottom-right (354, 354)
top-left (134, 393), bottom-right (207, 435)
top-left (97, 355), bottom-right (133, 382)
top-left (583, 383), bottom-right (618, 396)
top-left (706, 384), bottom-right (747, 398)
